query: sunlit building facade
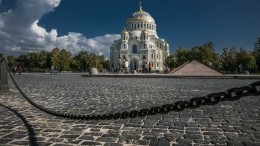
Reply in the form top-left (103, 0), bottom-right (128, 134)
top-left (110, 2), bottom-right (170, 72)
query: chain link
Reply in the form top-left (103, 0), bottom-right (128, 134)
top-left (1, 58), bottom-right (260, 120)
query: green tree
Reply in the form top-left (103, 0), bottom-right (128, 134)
top-left (220, 48), bottom-right (237, 73)
top-left (175, 48), bottom-right (191, 66)
top-left (38, 50), bottom-right (48, 70)
top-left (7, 56), bottom-right (17, 69)
top-left (88, 53), bottom-right (98, 69)
top-left (16, 54), bottom-right (28, 70)
top-left (58, 49), bottom-right (72, 71)
top-left (102, 59), bottom-right (110, 71)
top-left (27, 52), bottom-right (39, 71)
top-left (253, 37), bottom-right (260, 72)
top-left (255, 37), bottom-right (260, 51)
top-left (51, 48), bottom-right (60, 66)
top-left (236, 48), bottom-right (257, 72)
top-left (165, 55), bottom-right (177, 69)
top-left (73, 51), bottom-right (89, 71)
top-left (189, 42), bottom-right (220, 68)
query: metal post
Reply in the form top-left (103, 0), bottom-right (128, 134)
top-left (0, 57), bottom-right (9, 93)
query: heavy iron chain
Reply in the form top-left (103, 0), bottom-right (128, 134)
top-left (2, 58), bottom-right (260, 120)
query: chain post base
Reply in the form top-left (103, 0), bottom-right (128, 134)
top-left (0, 57), bottom-right (9, 94)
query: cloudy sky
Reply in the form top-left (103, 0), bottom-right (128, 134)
top-left (0, 0), bottom-right (260, 57)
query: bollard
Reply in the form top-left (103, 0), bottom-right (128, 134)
top-left (89, 68), bottom-right (98, 75)
top-left (0, 57), bottom-right (9, 93)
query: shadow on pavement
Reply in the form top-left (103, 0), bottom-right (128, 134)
top-left (0, 103), bottom-right (38, 146)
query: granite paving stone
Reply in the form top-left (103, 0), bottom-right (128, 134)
top-left (0, 74), bottom-right (259, 145)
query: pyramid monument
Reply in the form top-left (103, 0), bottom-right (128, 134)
top-left (171, 60), bottom-right (223, 76)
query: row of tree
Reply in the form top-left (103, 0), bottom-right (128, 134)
top-left (165, 38), bottom-right (260, 73)
top-left (1, 37), bottom-right (259, 73)
top-left (2, 48), bottom-right (109, 72)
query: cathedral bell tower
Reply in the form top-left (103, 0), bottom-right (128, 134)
top-left (140, 30), bottom-right (149, 49)
top-left (121, 29), bottom-right (129, 50)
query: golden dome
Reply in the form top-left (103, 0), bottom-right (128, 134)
top-left (127, 1), bottom-right (155, 23)
top-left (122, 29), bottom-right (129, 35)
top-left (142, 29), bottom-right (148, 33)
top-left (127, 11), bottom-right (155, 23)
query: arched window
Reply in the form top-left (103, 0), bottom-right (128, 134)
top-left (132, 45), bottom-right (137, 53)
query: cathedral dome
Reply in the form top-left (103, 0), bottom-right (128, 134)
top-left (127, 10), bottom-right (155, 23)
top-left (125, 2), bottom-right (157, 37)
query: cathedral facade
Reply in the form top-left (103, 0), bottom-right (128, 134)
top-left (110, 2), bottom-right (170, 72)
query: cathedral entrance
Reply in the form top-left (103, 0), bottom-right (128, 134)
top-left (130, 60), bottom-right (138, 71)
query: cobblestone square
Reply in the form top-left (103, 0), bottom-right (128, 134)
top-left (0, 74), bottom-right (259, 146)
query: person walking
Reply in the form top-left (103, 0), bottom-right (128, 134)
top-left (124, 59), bottom-right (129, 73)
top-left (17, 65), bottom-right (22, 75)
top-left (12, 66), bottom-right (16, 75)
top-left (148, 62), bottom-right (152, 73)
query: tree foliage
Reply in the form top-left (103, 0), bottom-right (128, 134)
top-left (5, 48), bottom-right (109, 72)
top-left (165, 40), bottom-right (260, 73)
top-left (236, 48), bottom-right (256, 72)
top-left (166, 42), bottom-right (220, 69)
top-left (2, 37), bottom-right (260, 73)
top-left (253, 37), bottom-right (260, 72)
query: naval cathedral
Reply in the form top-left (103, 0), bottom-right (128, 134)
top-left (110, 2), bottom-right (170, 72)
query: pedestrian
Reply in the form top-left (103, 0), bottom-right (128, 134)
top-left (118, 59), bottom-right (122, 73)
top-left (124, 59), bottom-right (129, 73)
top-left (12, 66), bottom-right (16, 75)
top-left (145, 63), bottom-right (148, 73)
top-left (17, 65), bottom-right (22, 75)
top-left (148, 62), bottom-right (152, 73)
top-left (54, 66), bottom-right (58, 75)
top-left (51, 65), bottom-right (54, 75)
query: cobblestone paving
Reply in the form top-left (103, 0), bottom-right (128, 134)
top-left (0, 73), bottom-right (259, 146)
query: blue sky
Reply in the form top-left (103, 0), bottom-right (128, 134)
top-left (0, 0), bottom-right (260, 56)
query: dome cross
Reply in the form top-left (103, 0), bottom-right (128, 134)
top-left (139, 1), bottom-right (143, 11)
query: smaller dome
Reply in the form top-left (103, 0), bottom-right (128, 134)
top-left (141, 29), bottom-right (148, 34)
top-left (122, 29), bottom-right (129, 35)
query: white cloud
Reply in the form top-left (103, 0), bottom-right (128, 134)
top-left (0, 0), bottom-right (120, 57)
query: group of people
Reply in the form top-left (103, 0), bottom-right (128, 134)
top-left (50, 65), bottom-right (59, 75)
top-left (142, 62), bottom-right (152, 73)
top-left (12, 65), bottom-right (23, 75)
top-left (114, 60), bottom-right (153, 74)
top-left (115, 59), bottom-right (129, 73)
